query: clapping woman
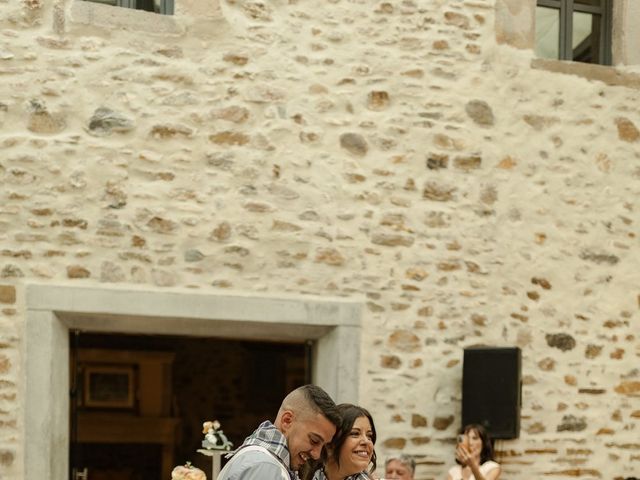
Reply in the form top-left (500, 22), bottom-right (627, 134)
top-left (446, 424), bottom-right (501, 480)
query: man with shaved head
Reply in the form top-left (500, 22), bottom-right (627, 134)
top-left (218, 384), bottom-right (341, 480)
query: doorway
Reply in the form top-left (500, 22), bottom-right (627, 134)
top-left (69, 332), bottom-right (309, 480)
top-left (23, 283), bottom-right (362, 480)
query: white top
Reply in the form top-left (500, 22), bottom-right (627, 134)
top-left (447, 460), bottom-right (500, 480)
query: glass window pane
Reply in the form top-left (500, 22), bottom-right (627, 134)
top-left (574, 0), bottom-right (601, 6)
top-left (572, 11), bottom-right (600, 63)
top-left (535, 6), bottom-right (560, 60)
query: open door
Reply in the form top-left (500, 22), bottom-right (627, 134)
top-left (69, 331), bottom-right (310, 480)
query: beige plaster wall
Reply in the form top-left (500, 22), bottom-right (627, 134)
top-left (0, 0), bottom-right (639, 479)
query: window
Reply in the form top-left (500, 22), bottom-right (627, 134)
top-left (82, 0), bottom-right (174, 15)
top-left (536, 0), bottom-right (612, 65)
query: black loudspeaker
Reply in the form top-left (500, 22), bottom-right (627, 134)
top-left (462, 346), bottom-right (521, 439)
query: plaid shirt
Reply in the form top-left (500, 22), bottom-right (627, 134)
top-left (312, 468), bottom-right (370, 480)
top-left (232, 421), bottom-right (296, 480)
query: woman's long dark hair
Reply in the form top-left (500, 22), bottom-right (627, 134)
top-left (456, 424), bottom-right (494, 465)
top-left (301, 403), bottom-right (377, 480)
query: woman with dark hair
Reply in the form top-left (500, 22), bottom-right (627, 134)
top-left (446, 424), bottom-right (501, 480)
top-left (302, 403), bottom-right (377, 480)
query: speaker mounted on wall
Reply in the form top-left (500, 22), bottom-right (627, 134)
top-left (462, 346), bottom-right (521, 439)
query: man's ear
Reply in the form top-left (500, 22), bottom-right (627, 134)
top-left (280, 410), bottom-right (295, 433)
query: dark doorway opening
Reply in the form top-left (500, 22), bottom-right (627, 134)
top-left (69, 331), bottom-right (309, 480)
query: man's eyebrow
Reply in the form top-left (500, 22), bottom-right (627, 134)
top-left (309, 432), bottom-right (325, 443)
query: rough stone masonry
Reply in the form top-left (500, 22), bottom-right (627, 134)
top-left (0, 0), bottom-right (639, 479)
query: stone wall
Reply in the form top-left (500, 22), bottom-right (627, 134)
top-left (1, 0), bottom-right (639, 479)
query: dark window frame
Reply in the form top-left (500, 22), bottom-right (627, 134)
top-left (536, 0), bottom-right (612, 65)
top-left (83, 0), bottom-right (174, 15)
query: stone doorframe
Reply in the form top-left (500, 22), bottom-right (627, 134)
top-left (22, 283), bottom-right (362, 480)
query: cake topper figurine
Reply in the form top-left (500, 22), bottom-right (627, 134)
top-left (202, 420), bottom-right (233, 451)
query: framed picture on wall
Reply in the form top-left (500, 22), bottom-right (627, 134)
top-left (83, 365), bottom-right (135, 408)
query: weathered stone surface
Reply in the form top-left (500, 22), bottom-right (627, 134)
top-left (100, 261), bottom-right (126, 282)
top-left (237, 1), bottom-right (272, 21)
top-left (388, 330), bottom-right (420, 353)
top-left (579, 250), bottom-right (619, 265)
top-left (243, 202), bottom-right (274, 213)
top-left (584, 344), bottom-right (602, 359)
top-left (0, 286), bottom-right (16, 304)
top-left (465, 100), bottom-right (494, 126)
top-left (97, 218), bottom-right (128, 237)
top-left (212, 106), bottom-right (250, 123)
top-left (523, 114), bottom-right (559, 131)
top-left (27, 99), bottom-right (66, 134)
top-left (151, 123), bottom-right (195, 139)
top-left (526, 422), bottom-right (546, 434)
top-left (371, 233), bottom-right (414, 247)
top-left (367, 91), bottom-right (390, 111)
top-left (381, 355), bottom-right (401, 369)
top-left (423, 182), bottom-right (455, 201)
top-left (367, 302), bottom-right (384, 313)
top-left (614, 381), bottom-right (640, 395)
top-left (412, 414), bottom-right (427, 427)
top-left (315, 248), bottom-right (345, 266)
top-left (299, 131), bottom-right (320, 144)
top-left (497, 156), bottom-right (517, 169)
top-left (578, 388), bottom-right (605, 394)
top-left (147, 216), bottom-right (177, 234)
top-left (546, 333), bottom-right (576, 351)
top-left (433, 415), bottom-right (454, 430)
top-left (470, 313), bottom-right (486, 326)
top-left (36, 36), bottom-right (69, 49)
top-left (155, 46), bottom-right (183, 58)
top-left (210, 222), bottom-right (232, 241)
top-left (151, 269), bottom-right (176, 287)
top-left (205, 152), bottom-right (235, 170)
top-left (185, 250), bottom-right (204, 262)
top-left (609, 347), bottom-right (624, 359)
top-left (209, 131), bottom-right (250, 146)
top-left (1, 265), bottom-right (24, 278)
top-left (454, 155), bottom-right (482, 171)
top-left (161, 92), bottom-right (198, 106)
top-left (244, 84), bottom-right (286, 103)
top-left (223, 52), bottom-right (249, 65)
top-left (380, 213), bottom-right (406, 230)
top-left (411, 436), bottom-right (430, 445)
top-left (119, 252), bottom-right (152, 263)
top-left (427, 153), bottom-right (449, 170)
top-left (438, 261), bottom-right (461, 271)
top-left (67, 265), bottom-right (90, 278)
top-left (339, 132), bottom-right (368, 156)
top-left (383, 437), bottom-right (407, 449)
top-left (527, 291), bottom-right (540, 301)
top-left (557, 415), bottom-right (587, 432)
top-left (0, 448), bottom-right (14, 467)
top-left (87, 107), bottom-right (134, 136)
top-left (433, 40), bottom-right (449, 50)
top-left (444, 11), bottom-right (469, 29)
top-left (405, 267), bottom-right (428, 281)
top-left (538, 357), bottom-right (555, 371)
top-left (0, 355), bottom-right (10, 374)
top-left (532, 277), bottom-right (552, 289)
top-left (615, 117), bottom-right (640, 142)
